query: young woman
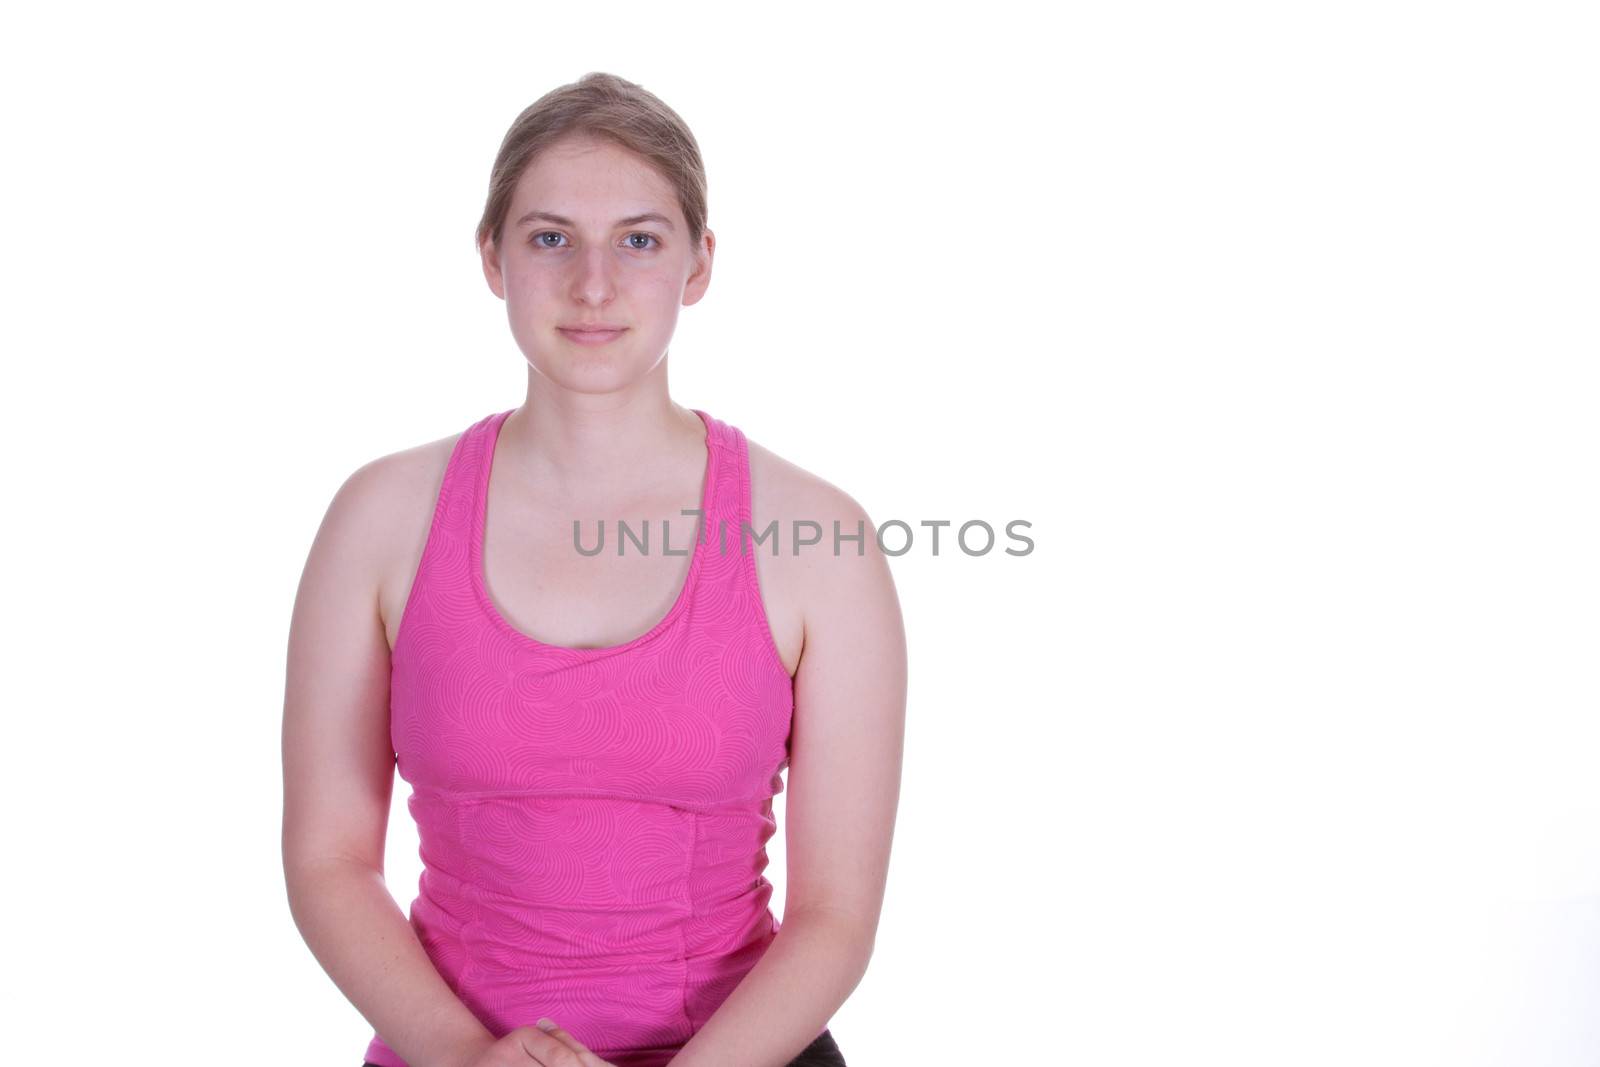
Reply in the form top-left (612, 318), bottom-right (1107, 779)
top-left (281, 72), bottom-right (907, 1067)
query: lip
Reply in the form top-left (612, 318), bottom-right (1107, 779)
top-left (558, 326), bottom-right (627, 345)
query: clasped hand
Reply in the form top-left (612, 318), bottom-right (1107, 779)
top-left (464, 1018), bottom-right (619, 1067)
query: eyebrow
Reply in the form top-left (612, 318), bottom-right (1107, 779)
top-left (514, 209), bottom-right (676, 232)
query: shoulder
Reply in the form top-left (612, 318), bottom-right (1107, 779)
top-left (330, 428), bottom-right (463, 538)
top-left (744, 434), bottom-right (874, 538)
top-left (307, 427), bottom-right (465, 600)
top-left (736, 428), bottom-right (902, 681)
top-left (742, 431), bottom-right (899, 627)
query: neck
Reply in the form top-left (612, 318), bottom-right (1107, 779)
top-left (497, 383), bottom-right (706, 503)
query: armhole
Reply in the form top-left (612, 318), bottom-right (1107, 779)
top-left (391, 426), bottom-right (472, 657)
top-left (736, 426), bottom-right (794, 686)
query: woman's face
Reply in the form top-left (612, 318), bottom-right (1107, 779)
top-left (480, 135), bottom-right (714, 392)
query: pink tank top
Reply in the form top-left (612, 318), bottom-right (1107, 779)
top-left (362, 407), bottom-right (806, 1067)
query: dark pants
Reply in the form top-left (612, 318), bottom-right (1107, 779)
top-left (362, 1027), bottom-right (846, 1067)
top-left (784, 1027), bottom-right (848, 1067)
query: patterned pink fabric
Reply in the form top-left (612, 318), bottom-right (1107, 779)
top-left (363, 408), bottom-right (803, 1067)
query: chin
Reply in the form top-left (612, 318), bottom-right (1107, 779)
top-left (525, 356), bottom-right (651, 392)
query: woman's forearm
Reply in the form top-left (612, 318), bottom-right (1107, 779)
top-left (666, 908), bottom-right (874, 1067)
top-left (285, 858), bottom-right (496, 1067)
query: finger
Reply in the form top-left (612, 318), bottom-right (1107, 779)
top-left (508, 1022), bottom-right (583, 1066)
top-left (535, 1018), bottom-right (601, 1063)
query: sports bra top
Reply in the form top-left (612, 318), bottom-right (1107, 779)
top-left (362, 407), bottom-right (805, 1067)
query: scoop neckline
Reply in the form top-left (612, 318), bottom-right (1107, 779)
top-left (468, 406), bottom-right (717, 657)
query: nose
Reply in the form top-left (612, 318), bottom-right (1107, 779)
top-left (569, 243), bottom-right (618, 305)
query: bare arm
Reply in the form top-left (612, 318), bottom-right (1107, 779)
top-left (281, 458), bottom-right (496, 1067)
top-left (667, 492), bottom-right (908, 1067)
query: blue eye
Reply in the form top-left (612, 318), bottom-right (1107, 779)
top-left (529, 231), bottom-right (660, 251)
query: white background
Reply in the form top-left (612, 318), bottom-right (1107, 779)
top-left (3, 2), bottom-right (1596, 1065)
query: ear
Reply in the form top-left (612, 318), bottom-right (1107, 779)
top-left (683, 228), bottom-right (716, 307)
top-left (480, 234), bottom-right (506, 300)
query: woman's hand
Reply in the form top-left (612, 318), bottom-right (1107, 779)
top-left (463, 1018), bottom-right (618, 1066)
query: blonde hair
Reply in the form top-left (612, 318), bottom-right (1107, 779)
top-left (476, 72), bottom-right (708, 254)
